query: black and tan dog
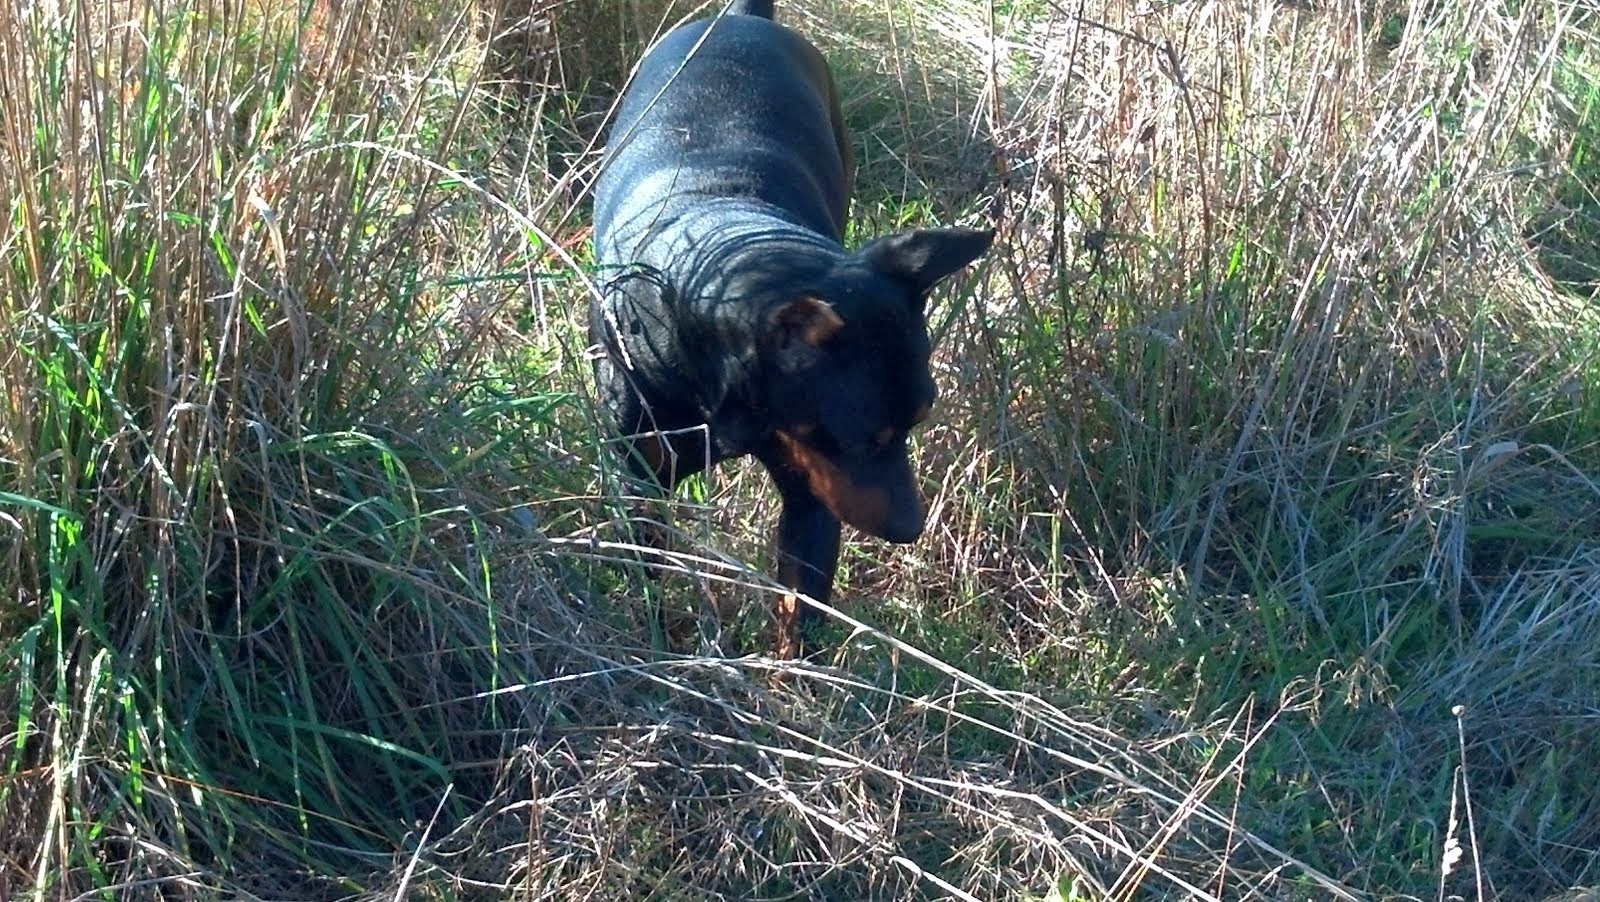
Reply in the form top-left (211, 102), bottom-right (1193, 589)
top-left (591, 0), bottom-right (993, 655)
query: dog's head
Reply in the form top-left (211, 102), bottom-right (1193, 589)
top-left (758, 226), bottom-right (993, 542)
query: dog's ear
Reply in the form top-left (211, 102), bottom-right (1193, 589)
top-left (860, 227), bottom-right (994, 299)
top-left (770, 296), bottom-right (845, 350)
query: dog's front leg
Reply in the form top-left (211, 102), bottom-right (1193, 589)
top-left (770, 479), bottom-right (841, 658)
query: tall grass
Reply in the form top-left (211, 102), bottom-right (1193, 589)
top-left (850, 0), bottom-right (1600, 893)
top-left (1, 0), bottom-right (1596, 897)
top-left (0, 0), bottom-right (582, 892)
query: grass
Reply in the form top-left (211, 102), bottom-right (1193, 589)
top-left (2, 0), bottom-right (1598, 898)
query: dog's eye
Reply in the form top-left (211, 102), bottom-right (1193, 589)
top-left (874, 426), bottom-right (894, 450)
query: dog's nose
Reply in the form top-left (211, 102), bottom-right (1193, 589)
top-left (876, 499), bottom-right (924, 543)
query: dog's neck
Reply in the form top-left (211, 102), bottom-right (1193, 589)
top-left (633, 203), bottom-right (844, 317)
top-left (649, 204), bottom-right (854, 450)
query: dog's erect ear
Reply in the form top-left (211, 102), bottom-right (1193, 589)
top-left (770, 296), bottom-right (845, 350)
top-left (860, 227), bottom-right (995, 298)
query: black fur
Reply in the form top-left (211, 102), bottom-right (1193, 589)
top-left (725, 0), bottom-right (775, 17)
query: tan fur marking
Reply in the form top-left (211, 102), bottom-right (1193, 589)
top-left (774, 430), bottom-right (890, 536)
top-left (773, 296), bottom-right (845, 346)
top-left (774, 593), bottom-right (804, 660)
top-left (634, 434), bottom-right (673, 483)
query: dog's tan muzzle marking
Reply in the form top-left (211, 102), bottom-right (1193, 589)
top-left (774, 429), bottom-right (903, 538)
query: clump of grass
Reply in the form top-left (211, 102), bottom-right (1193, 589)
top-left (0, 0), bottom-right (584, 893)
top-left (1531, 25), bottom-right (1600, 297)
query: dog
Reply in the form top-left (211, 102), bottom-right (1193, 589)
top-left (590, 0), bottom-right (993, 656)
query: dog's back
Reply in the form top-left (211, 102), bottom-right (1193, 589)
top-left (592, 4), bottom-right (851, 259)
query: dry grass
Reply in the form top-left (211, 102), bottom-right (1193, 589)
top-left (1, 0), bottom-right (1597, 898)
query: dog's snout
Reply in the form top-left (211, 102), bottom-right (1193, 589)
top-left (876, 500), bottom-right (924, 543)
top-left (850, 450), bottom-right (923, 543)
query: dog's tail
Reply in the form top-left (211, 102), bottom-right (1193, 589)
top-left (725, 0), bottom-right (776, 18)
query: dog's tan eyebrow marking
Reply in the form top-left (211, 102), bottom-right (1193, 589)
top-left (911, 403), bottom-right (932, 425)
top-left (875, 426), bottom-right (894, 448)
top-left (773, 296), bottom-right (844, 346)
